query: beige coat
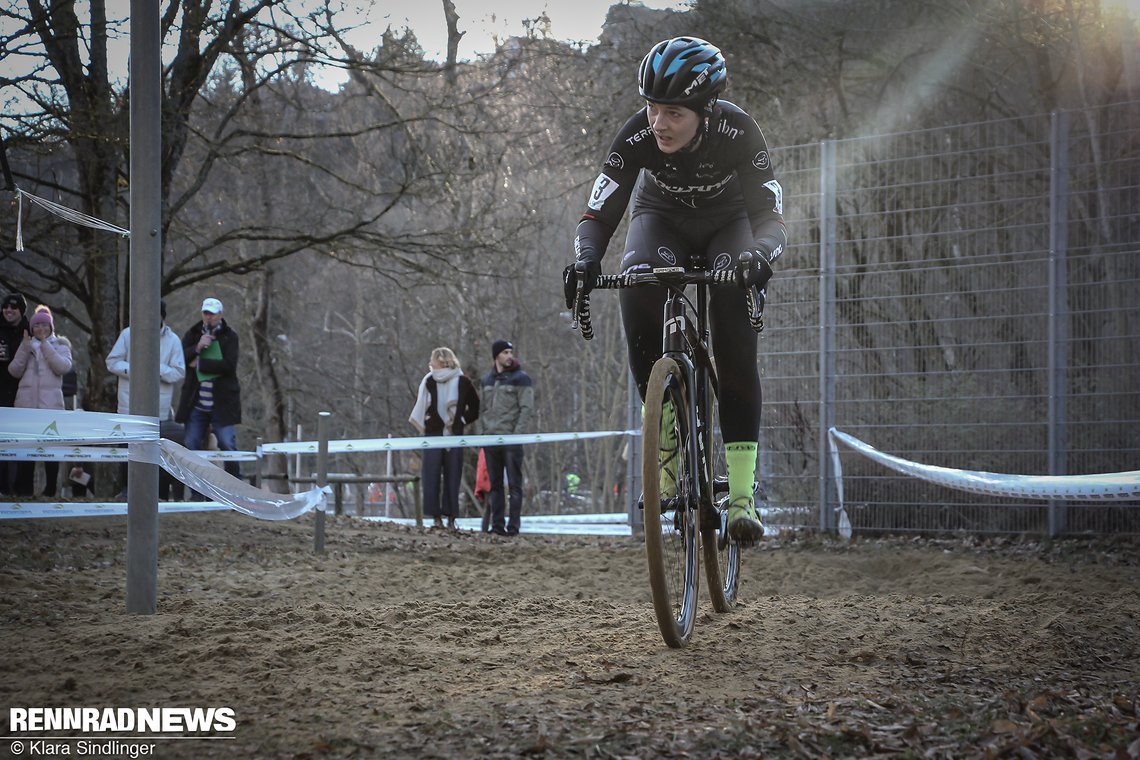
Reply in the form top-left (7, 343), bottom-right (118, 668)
top-left (8, 334), bottom-right (73, 410)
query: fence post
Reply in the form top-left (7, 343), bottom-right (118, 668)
top-left (124, 0), bottom-right (162, 617)
top-left (385, 434), bottom-right (393, 518)
top-left (818, 139), bottom-right (838, 533)
top-left (1048, 110), bottom-right (1070, 537)
top-left (313, 411), bottom-right (330, 553)
top-left (413, 475), bottom-right (423, 528)
top-left (294, 424), bottom-right (302, 490)
top-left (627, 371), bottom-right (643, 535)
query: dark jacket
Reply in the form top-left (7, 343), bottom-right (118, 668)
top-left (175, 318), bottom-right (241, 427)
top-left (479, 363), bottom-right (534, 435)
top-left (422, 374), bottom-right (480, 436)
top-left (0, 313), bottom-right (29, 408)
top-left (575, 100), bottom-right (787, 268)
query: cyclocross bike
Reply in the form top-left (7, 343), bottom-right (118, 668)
top-left (571, 258), bottom-right (765, 647)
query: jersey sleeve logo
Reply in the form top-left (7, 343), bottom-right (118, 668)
top-left (588, 173), bottom-right (620, 211)
top-left (752, 151), bottom-right (770, 170)
top-left (605, 152), bottom-right (625, 170)
top-left (763, 179), bottom-right (784, 215)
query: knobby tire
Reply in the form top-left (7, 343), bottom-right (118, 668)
top-left (642, 357), bottom-right (699, 648)
top-left (701, 389), bottom-right (741, 612)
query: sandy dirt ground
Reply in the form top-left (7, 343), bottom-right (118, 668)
top-left (1, 512), bottom-right (1138, 759)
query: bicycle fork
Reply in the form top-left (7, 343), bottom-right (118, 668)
top-left (661, 291), bottom-right (709, 524)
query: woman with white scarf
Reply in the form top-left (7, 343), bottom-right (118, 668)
top-left (409, 347), bottom-right (480, 529)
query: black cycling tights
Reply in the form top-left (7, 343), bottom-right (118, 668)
top-left (618, 209), bottom-right (762, 443)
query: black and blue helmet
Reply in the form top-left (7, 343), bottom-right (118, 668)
top-left (638, 37), bottom-right (727, 109)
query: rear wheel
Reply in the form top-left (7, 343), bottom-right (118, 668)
top-left (702, 392), bottom-right (740, 611)
top-left (642, 357), bottom-right (700, 648)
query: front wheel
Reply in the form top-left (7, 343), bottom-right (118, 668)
top-left (642, 357), bottom-right (700, 648)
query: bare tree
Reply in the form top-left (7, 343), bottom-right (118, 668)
top-left (0, 0), bottom-right (367, 414)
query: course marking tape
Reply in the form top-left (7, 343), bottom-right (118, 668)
top-left (828, 427), bottom-right (1140, 502)
top-left (0, 408), bottom-right (157, 444)
top-left (0, 447), bottom-right (257, 461)
top-left (0, 501), bottom-right (230, 519)
top-left (261, 429), bottom-right (639, 455)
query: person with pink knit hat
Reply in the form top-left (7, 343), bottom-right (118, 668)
top-left (7, 305), bottom-right (73, 497)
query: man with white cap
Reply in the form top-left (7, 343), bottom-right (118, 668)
top-left (176, 297), bottom-right (243, 480)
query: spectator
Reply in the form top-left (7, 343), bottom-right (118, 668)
top-left (565, 471), bottom-right (581, 495)
top-left (0, 292), bottom-right (28, 495)
top-left (59, 363), bottom-right (95, 498)
top-left (409, 347), bottom-right (480, 530)
top-left (107, 299), bottom-right (186, 419)
top-left (478, 340), bottom-right (534, 536)
top-left (157, 416), bottom-right (186, 501)
top-left (106, 299), bottom-right (186, 498)
top-left (475, 448), bottom-right (491, 531)
top-left (175, 297), bottom-right (242, 480)
top-left (8, 305), bottom-right (72, 498)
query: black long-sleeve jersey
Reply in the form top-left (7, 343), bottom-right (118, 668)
top-left (575, 100), bottom-right (787, 267)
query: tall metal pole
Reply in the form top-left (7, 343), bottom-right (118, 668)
top-left (1047, 111), bottom-right (1070, 537)
top-left (314, 412), bottom-right (330, 553)
top-left (818, 140), bottom-right (838, 533)
top-left (126, 0), bottom-right (163, 614)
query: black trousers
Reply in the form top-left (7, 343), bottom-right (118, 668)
top-left (422, 447), bottom-right (463, 519)
top-left (618, 207), bottom-right (762, 443)
top-left (485, 444), bottom-right (524, 532)
top-left (0, 460), bottom-right (14, 495)
top-left (14, 461), bottom-right (59, 497)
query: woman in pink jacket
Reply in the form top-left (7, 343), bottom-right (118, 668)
top-left (8, 306), bottom-right (72, 497)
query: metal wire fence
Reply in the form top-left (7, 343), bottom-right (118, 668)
top-left (760, 100), bottom-right (1140, 536)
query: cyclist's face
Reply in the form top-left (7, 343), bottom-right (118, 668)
top-left (647, 102), bottom-right (699, 154)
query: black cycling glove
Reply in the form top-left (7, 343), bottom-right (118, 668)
top-left (735, 249), bottom-right (774, 290)
top-left (563, 259), bottom-right (601, 310)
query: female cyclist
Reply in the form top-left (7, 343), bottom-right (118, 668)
top-left (564, 36), bottom-right (787, 543)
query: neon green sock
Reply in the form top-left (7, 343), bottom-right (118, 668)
top-left (725, 441), bottom-right (758, 504)
top-left (657, 401), bottom-right (678, 497)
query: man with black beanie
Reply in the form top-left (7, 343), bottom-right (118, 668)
top-left (0, 292), bottom-right (28, 494)
top-left (479, 340), bottom-right (534, 535)
top-left (0, 292), bottom-right (28, 406)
